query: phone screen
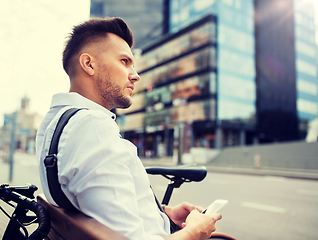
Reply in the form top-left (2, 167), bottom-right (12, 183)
top-left (209, 202), bottom-right (225, 213)
top-left (204, 200), bottom-right (228, 214)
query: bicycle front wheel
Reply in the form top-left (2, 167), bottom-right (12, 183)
top-left (209, 232), bottom-right (237, 240)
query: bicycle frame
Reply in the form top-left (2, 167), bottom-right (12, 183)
top-left (146, 164), bottom-right (208, 205)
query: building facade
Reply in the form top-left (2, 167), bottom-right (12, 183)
top-left (117, 12), bottom-right (257, 157)
top-left (165, 0), bottom-right (257, 150)
top-left (255, 0), bottom-right (318, 142)
top-left (168, 1), bottom-right (256, 142)
top-left (117, 0), bottom-right (257, 157)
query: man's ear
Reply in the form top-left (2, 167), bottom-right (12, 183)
top-left (79, 53), bottom-right (94, 76)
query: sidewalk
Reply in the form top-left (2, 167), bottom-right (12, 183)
top-left (141, 157), bottom-right (318, 181)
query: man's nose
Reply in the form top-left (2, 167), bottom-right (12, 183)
top-left (129, 67), bottom-right (140, 82)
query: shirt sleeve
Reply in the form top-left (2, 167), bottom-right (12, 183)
top-left (56, 112), bottom-right (167, 240)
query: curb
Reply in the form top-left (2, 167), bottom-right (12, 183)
top-left (205, 165), bottom-right (318, 181)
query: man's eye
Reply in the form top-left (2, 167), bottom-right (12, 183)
top-left (121, 59), bottom-right (128, 64)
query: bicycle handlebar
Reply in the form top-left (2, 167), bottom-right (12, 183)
top-left (0, 184), bottom-right (51, 240)
top-left (26, 199), bottom-right (51, 240)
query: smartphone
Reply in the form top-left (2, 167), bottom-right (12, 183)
top-left (203, 199), bottom-right (228, 214)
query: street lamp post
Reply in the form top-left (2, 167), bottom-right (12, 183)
top-left (9, 111), bottom-right (17, 182)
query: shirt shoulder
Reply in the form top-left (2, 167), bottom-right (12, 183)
top-left (61, 108), bottom-right (120, 146)
top-left (66, 107), bottom-right (116, 128)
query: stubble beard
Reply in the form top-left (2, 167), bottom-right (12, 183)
top-left (96, 71), bottom-right (132, 110)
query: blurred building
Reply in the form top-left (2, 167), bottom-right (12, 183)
top-left (0, 97), bottom-right (42, 155)
top-left (91, 0), bottom-right (318, 157)
top-left (90, 0), bottom-right (164, 48)
top-left (255, 0), bottom-right (318, 142)
top-left (166, 0), bottom-right (318, 142)
top-left (118, 15), bottom-right (223, 157)
top-left (118, 0), bottom-right (256, 157)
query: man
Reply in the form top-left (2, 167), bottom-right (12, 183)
top-left (36, 17), bottom-right (221, 240)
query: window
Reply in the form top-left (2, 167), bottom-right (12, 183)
top-left (297, 99), bottom-right (318, 114)
top-left (136, 22), bottom-right (213, 72)
top-left (218, 99), bottom-right (255, 122)
top-left (219, 73), bottom-right (256, 101)
top-left (218, 48), bottom-right (255, 78)
top-left (297, 79), bottom-right (318, 95)
top-left (144, 73), bottom-right (212, 109)
top-left (296, 40), bottom-right (316, 58)
top-left (194, 0), bottom-right (216, 11)
top-left (218, 24), bottom-right (254, 54)
top-left (145, 99), bottom-right (215, 125)
top-left (296, 59), bottom-right (317, 77)
top-left (171, 0), bottom-right (179, 10)
top-left (180, 6), bottom-right (190, 22)
top-left (210, 72), bottom-right (217, 93)
top-left (140, 47), bottom-right (212, 87)
top-left (172, 12), bottom-right (179, 25)
top-left (118, 113), bottom-right (144, 131)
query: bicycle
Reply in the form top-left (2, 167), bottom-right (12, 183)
top-left (0, 183), bottom-right (50, 240)
top-left (0, 164), bottom-right (236, 240)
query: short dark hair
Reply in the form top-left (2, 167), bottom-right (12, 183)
top-left (62, 17), bottom-right (133, 75)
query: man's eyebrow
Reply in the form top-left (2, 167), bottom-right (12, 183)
top-left (120, 54), bottom-right (134, 64)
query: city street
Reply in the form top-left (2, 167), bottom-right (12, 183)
top-left (150, 171), bottom-right (318, 239)
top-left (1, 153), bottom-right (318, 239)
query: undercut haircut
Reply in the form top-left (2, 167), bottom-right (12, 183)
top-left (62, 17), bottom-right (133, 76)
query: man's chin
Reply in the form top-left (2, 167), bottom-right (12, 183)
top-left (117, 106), bottom-right (130, 109)
top-left (114, 95), bottom-right (132, 109)
top-left (117, 101), bottom-right (132, 109)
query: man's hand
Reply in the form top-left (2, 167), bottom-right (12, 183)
top-left (161, 208), bottom-right (222, 240)
top-left (182, 210), bottom-right (222, 237)
top-left (164, 202), bottom-right (204, 228)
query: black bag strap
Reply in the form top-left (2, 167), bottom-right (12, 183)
top-left (44, 108), bottom-right (81, 210)
top-left (151, 187), bottom-right (181, 233)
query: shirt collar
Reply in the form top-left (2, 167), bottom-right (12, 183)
top-left (50, 92), bottom-right (116, 120)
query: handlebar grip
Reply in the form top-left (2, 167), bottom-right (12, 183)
top-left (25, 200), bottom-right (51, 240)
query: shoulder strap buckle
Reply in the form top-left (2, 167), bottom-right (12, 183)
top-left (44, 154), bottom-right (57, 168)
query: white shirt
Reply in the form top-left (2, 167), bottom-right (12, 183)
top-left (36, 92), bottom-right (170, 240)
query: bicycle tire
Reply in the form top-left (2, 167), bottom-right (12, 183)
top-left (209, 232), bottom-right (237, 240)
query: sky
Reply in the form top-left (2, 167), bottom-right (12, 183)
top-left (0, 0), bottom-right (90, 126)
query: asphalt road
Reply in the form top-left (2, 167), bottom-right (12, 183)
top-left (1, 153), bottom-right (318, 239)
top-left (149, 172), bottom-right (318, 239)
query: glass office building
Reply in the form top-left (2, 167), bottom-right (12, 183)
top-left (118, 10), bottom-right (257, 157)
top-left (117, 15), bottom-right (219, 156)
top-left (117, 0), bottom-right (257, 157)
top-left (254, 0), bottom-right (318, 142)
top-left (168, 0), bottom-right (256, 148)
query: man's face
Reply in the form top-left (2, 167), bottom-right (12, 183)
top-left (93, 33), bottom-right (140, 110)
